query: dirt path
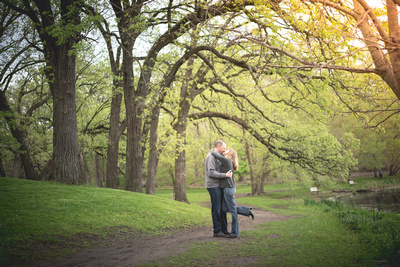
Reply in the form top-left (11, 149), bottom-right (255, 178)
top-left (35, 199), bottom-right (292, 267)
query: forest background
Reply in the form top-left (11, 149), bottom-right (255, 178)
top-left (1, 0), bottom-right (400, 203)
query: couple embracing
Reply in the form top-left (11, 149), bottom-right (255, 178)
top-left (205, 140), bottom-right (254, 238)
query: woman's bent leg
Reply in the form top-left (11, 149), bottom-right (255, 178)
top-left (236, 206), bottom-right (250, 216)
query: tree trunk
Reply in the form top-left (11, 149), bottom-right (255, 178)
top-left (389, 164), bottom-right (400, 176)
top-left (173, 98), bottom-right (190, 203)
top-left (115, 10), bottom-right (145, 192)
top-left (171, 53), bottom-right (201, 203)
top-left (91, 151), bottom-right (97, 182)
top-left (238, 173), bottom-right (244, 182)
top-left (352, 0), bottom-right (400, 99)
top-left (124, 56), bottom-right (144, 192)
top-left (384, 0), bottom-right (400, 98)
top-left (11, 0), bottom-right (85, 185)
top-left (95, 153), bottom-right (103, 187)
top-left (0, 91), bottom-right (38, 180)
top-left (39, 158), bottom-right (53, 181)
top-left (125, 97), bottom-right (144, 192)
top-left (83, 152), bottom-right (92, 184)
top-left (260, 169), bottom-right (269, 193)
top-left (79, 149), bottom-right (87, 184)
top-left (106, 91), bottom-right (123, 189)
top-left (109, 1), bottom-right (145, 193)
top-left (11, 152), bottom-right (22, 179)
top-left (373, 168), bottom-right (378, 178)
top-left (146, 105), bottom-right (161, 195)
top-left (99, 155), bottom-right (104, 186)
top-left (13, 136), bottom-right (36, 180)
top-left (174, 147), bottom-right (189, 203)
top-left (0, 156), bottom-right (6, 177)
top-left (51, 42), bottom-right (83, 185)
top-left (168, 164), bottom-right (175, 185)
top-left (98, 7), bottom-right (125, 190)
top-left (389, 164), bottom-right (394, 176)
top-left (244, 138), bottom-right (256, 195)
top-left (259, 154), bottom-right (270, 193)
top-left (194, 164), bottom-right (199, 181)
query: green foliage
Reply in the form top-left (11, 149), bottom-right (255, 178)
top-left (0, 114), bottom-right (20, 164)
top-left (2, 0), bottom-right (398, 197)
top-left (44, 0), bottom-right (105, 47)
top-left (1, 64), bottom-right (53, 175)
top-left (330, 105), bottom-right (400, 174)
top-left (338, 209), bottom-right (400, 262)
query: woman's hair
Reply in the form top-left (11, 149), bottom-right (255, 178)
top-left (224, 148), bottom-right (239, 171)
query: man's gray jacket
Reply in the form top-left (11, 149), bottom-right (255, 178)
top-left (205, 149), bottom-right (226, 188)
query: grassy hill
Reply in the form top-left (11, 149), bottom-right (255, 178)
top-left (0, 177), bottom-right (211, 265)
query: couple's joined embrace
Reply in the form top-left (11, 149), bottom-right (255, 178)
top-left (205, 140), bottom-right (254, 238)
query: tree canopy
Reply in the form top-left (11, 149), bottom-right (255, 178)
top-left (1, 0), bottom-right (399, 200)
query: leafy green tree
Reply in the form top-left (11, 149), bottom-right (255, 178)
top-left (301, 0), bottom-right (400, 99)
top-left (75, 50), bottom-right (114, 186)
top-left (2, 68), bottom-right (54, 179)
top-left (0, 3), bottom-right (44, 180)
top-left (96, 11), bottom-right (125, 189)
top-left (0, 0), bottom-right (100, 184)
top-left (102, 0), bottom-right (255, 199)
top-left (360, 130), bottom-right (385, 176)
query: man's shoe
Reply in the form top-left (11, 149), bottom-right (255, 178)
top-left (249, 210), bottom-right (254, 220)
top-left (213, 233), bottom-right (226, 238)
top-left (222, 232), bottom-right (230, 236)
top-left (229, 235), bottom-right (238, 238)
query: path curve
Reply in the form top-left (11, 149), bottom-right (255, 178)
top-left (35, 202), bottom-right (291, 267)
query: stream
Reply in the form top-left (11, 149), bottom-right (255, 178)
top-left (334, 187), bottom-right (400, 214)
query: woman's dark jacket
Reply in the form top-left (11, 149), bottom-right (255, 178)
top-left (211, 150), bottom-right (235, 189)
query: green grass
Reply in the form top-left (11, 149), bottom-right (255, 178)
top-left (2, 175), bottom-right (400, 266)
top-left (0, 177), bottom-right (211, 265)
top-left (146, 208), bottom-right (375, 266)
top-left (242, 214), bottom-right (373, 266)
top-left (304, 198), bottom-right (400, 263)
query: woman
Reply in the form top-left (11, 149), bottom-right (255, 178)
top-left (211, 148), bottom-right (254, 238)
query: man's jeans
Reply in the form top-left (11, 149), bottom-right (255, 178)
top-left (222, 187), bottom-right (251, 237)
top-left (207, 187), bottom-right (228, 234)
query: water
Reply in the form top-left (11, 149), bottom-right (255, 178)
top-left (335, 187), bottom-right (400, 214)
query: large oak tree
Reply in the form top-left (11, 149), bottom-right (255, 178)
top-left (1, 0), bottom-right (90, 184)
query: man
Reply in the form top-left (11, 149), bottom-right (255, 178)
top-left (205, 140), bottom-right (232, 237)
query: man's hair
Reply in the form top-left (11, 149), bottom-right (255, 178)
top-left (214, 140), bottom-right (225, 148)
